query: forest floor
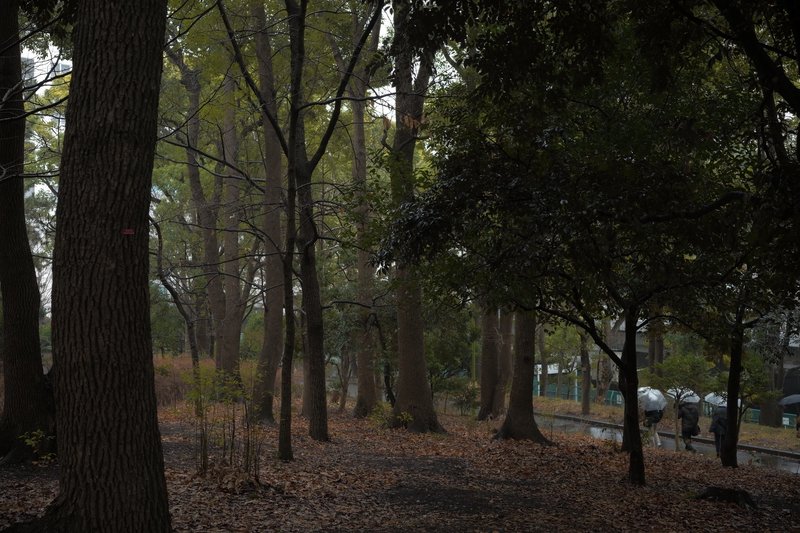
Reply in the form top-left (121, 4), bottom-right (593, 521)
top-left (1, 400), bottom-right (799, 532)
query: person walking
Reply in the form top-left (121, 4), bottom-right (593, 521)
top-left (709, 405), bottom-right (727, 457)
top-left (678, 401), bottom-right (700, 451)
top-left (643, 409), bottom-right (663, 447)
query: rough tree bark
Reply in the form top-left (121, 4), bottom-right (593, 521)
top-left (492, 309), bottom-right (513, 416)
top-left (220, 0), bottom-right (382, 442)
top-left (494, 311), bottom-right (550, 443)
top-left (388, 0), bottom-right (442, 433)
top-left (164, 46), bottom-right (227, 366)
top-left (8, 0), bottom-right (172, 529)
top-left (477, 306), bottom-right (499, 420)
top-left (217, 73), bottom-right (248, 380)
top-left (721, 304), bottom-right (746, 468)
top-left (619, 310), bottom-right (645, 485)
top-left (329, 12), bottom-right (383, 420)
top-left (250, 0), bottom-right (285, 424)
top-left (0, 0), bottom-right (54, 464)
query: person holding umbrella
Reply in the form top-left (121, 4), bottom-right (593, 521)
top-left (678, 400), bottom-right (700, 451)
top-left (638, 387), bottom-right (666, 447)
top-left (709, 404), bottom-right (727, 457)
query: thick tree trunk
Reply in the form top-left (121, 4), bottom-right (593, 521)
top-left (388, 0), bottom-right (442, 433)
top-left (251, 0), bottom-right (284, 424)
top-left (296, 169), bottom-right (329, 441)
top-left (14, 0), bottom-right (172, 529)
top-left (0, 0), bottom-right (54, 464)
top-left (218, 74), bottom-right (246, 380)
top-left (495, 311), bottom-right (550, 443)
top-left (493, 309), bottom-right (513, 416)
top-left (391, 268), bottom-right (442, 431)
top-left (477, 306), bottom-right (499, 420)
top-left (351, 91), bottom-right (378, 419)
top-left (283, 1), bottom-right (329, 442)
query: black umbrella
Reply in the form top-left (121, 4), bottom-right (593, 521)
top-left (778, 394), bottom-right (800, 406)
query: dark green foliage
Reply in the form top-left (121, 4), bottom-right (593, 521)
top-left (150, 284), bottom-right (185, 357)
top-left (19, 0), bottom-right (76, 47)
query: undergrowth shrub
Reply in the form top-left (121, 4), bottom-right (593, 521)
top-left (153, 356), bottom-right (191, 406)
top-left (451, 378), bottom-right (480, 415)
top-left (368, 402), bottom-right (393, 429)
top-left (184, 366), bottom-right (267, 484)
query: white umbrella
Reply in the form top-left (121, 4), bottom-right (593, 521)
top-left (705, 392), bottom-right (741, 407)
top-left (637, 387), bottom-right (667, 411)
top-left (666, 388), bottom-right (700, 403)
top-left (704, 392), bottom-right (727, 407)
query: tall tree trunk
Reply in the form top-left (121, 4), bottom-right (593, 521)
top-left (18, 0), bottom-right (171, 529)
top-left (218, 73), bottom-right (245, 380)
top-left (251, 0), bottom-right (284, 424)
top-left (167, 49), bottom-right (227, 369)
top-left (351, 75), bottom-right (379, 419)
top-left (278, 95), bottom-right (299, 463)
top-left (388, 0), bottom-right (442, 432)
top-left (579, 332), bottom-right (591, 415)
top-left (220, 0), bottom-right (383, 442)
top-left (0, 0), bottom-right (54, 463)
top-left (296, 165), bottom-right (328, 440)
top-left (493, 309), bottom-right (513, 416)
top-left (278, 202), bottom-right (296, 460)
top-left (619, 310), bottom-right (645, 485)
top-left (282, 1), bottom-right (329, 442)
top-left (494, 311), bottom-right (549, 443)
top-left (323, 5), bottom-right (383, 420)
top-left (477, 306), bottom-right (499, 420)
top-left (721, 305), bottom-right (745, 468)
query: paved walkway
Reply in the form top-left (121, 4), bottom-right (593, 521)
top-left (539, 412), bottom-right (800, 474)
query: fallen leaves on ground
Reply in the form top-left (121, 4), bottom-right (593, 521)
top-left (1, 408), bottom-right (798, 532)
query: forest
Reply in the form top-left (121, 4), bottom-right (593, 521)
top-left (1, 0), bottom-right (800, 531)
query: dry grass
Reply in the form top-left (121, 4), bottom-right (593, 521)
top-left (152, 356), bottom-right (263, 403)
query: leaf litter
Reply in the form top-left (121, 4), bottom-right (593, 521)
top-left (1, 408), bottom-right (798, 531)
